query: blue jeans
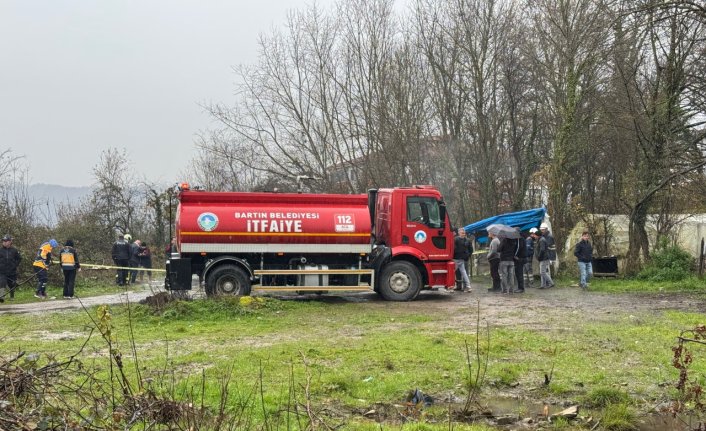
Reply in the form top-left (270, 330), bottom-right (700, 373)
top-left (499, 261), bottom-right (515, 293)
top-left (539, 260), bottom-right (553, 287)
top-left (454, 259), bottom-right (471, 289)
top-left (578, 261), bottom-right (593, 288)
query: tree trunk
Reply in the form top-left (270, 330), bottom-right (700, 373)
top-left (626, 203), bottom-right (650, 275)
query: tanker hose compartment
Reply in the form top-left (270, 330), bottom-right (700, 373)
top-left (288, 256), bottom-right (307, 268)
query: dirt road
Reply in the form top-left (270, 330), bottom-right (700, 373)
top-left (2, 282), bottom-right (704, 323)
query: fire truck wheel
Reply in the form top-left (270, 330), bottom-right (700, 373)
top-left (379, 261), bottom-right (421, 301)
top-left (206, 265), bottom-right (252, 297)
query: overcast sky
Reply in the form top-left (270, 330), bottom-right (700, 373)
top-left (0, 0), bottom-right (334, 187)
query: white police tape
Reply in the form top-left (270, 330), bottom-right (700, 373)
top-left (80, 263), bottom-right (166, 272)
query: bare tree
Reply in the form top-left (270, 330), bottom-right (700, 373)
top-left (200, 0), bottom-right (433, 194)
top-left (525, 0), bottom-right (612, 252)
top-left (415, 0), bottom-right (532, 223)
top-left (0, 149), bottom-right (39, 236)
top-left (90, 148), bottom-right (144, 236)
top-left (413, 0), bottom-right (472, 224)
top-left (605, 1), bottom-right (706, 273)
top-left (184, 130), bottom-right (265, 192)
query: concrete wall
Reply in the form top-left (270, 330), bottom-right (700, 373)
top-left (563, 214), bottom-right (706, 273)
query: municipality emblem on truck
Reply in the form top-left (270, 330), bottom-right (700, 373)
top-left (414, 230), bottom-right (427, 243)
top-left (197, 212), bottom-right (219, 231)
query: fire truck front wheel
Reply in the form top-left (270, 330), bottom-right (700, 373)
top-left (379, 261), bottom-right (421, 301)
top-left (206, 265), bottom-right (252, 297)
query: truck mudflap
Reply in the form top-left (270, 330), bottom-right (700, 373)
top-left (426, 260), bottom-right (455, 289)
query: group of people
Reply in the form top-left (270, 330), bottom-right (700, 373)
top-left (452, 223), bottom-right (594, 294)
top-left (110, 234), bottom-right (153, 286)
top-left (2, 227), bottom-right (592, 300)
top-left (0, 236), bottom-right (82, 301)
top-left (0, 232), bottom-right (160, 302)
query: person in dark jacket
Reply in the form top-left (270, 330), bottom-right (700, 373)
top-left (540, 222), bottom-right (557, 275)
top-left (534, 229), bottom-right (554, 288)
top-left (487, 233), bottom-right (501, 292)
top-left (138, 242), bottom-right (152, 283)
top-left (60, 239), bottom-right (81, 299)
top-left (498, 237), bottom-right (518, 294)
top-left (0, 234), bottom-right (21, 302)
top-left (166, 237), bottom-right (178, 255)
top-left (111, 234), bottom-right (131, 286)
top-left (524, 228), bottom-right (537, 288)
top-left (128, 239), bottom-right (141, 284)
top-left (574, 231), bottom-right (593, 289)
top-left (453, 228), bottom-right (473, 292)
top-left (513, 228), bottom-right (527, 293)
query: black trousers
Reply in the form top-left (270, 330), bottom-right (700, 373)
top-left (514, 258), bottom-right (525, 290)
top-left (129, 263), bottom-right (138, 284)
top-left (0, 273), bottom-right (17, 298)
top-left (489, 258), bottom-right (501, 290)
top-left (63, 269), bottom-right (77, 297)
top-left (114, 259), bottom-right (129, 285)
top-left (35, 267), bottom-right (48, 295)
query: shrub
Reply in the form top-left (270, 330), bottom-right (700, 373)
top-left (601, 403), bottom-right (637, 431)
top-left (637, 245), bottom-right (693, 282)
top-left (583, 387), bottom-right (630, 408)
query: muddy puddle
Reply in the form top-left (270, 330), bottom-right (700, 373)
top-left (468, 396), bottom-right (701, 430)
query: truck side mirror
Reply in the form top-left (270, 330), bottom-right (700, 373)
top-left (439, 202), bottom-right (447, 229)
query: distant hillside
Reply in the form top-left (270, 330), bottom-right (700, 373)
top-left (26, 183), bottom-right (93, 225)
top-left (28, 183), bottom-right (92, 203)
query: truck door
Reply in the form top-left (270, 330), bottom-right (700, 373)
top-left (402, 196), bottom-right (451, 259)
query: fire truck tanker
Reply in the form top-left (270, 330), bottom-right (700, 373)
top-left (166, 184), bottom-right (456, 301)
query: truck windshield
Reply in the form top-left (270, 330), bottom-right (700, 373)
top-left (406, 197), bottom-right (442, 228)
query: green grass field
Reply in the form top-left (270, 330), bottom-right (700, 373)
top-left (2, 278), bottom-right (706, 430)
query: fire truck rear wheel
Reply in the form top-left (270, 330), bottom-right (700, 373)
top-left (379, 261), bottom-right (421, 301)
top-left (206, 265), bottom-right (252, 297)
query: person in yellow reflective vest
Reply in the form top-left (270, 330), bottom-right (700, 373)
top-left (60, 239), bottom-right (81, 299)
top-left (33, 239), bottom-right (58, 299)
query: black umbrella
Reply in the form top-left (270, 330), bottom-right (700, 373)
top-left (486, 224), bottom-right (521, 239)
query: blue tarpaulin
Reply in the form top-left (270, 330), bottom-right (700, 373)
top-left (463, 208), bottom-right (546, 244)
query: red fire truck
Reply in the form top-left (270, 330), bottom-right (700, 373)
top-left (166, 184), bottom-right (456, 301)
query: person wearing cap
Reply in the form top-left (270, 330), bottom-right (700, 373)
top-left (524, 228), bottom-right (537, 288)
top-left (540, 222), bottom-right (557, 271)
top-left (111, 234), bottom-right (131, 286)
top-left (33, 239), bottom-right (58, 298)
top-left (60, 239), bottom-right (81, 298)
top-left (0, 234), bottom-right (21, 302)
top-left (535, 226), bottom-right (555, 288)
